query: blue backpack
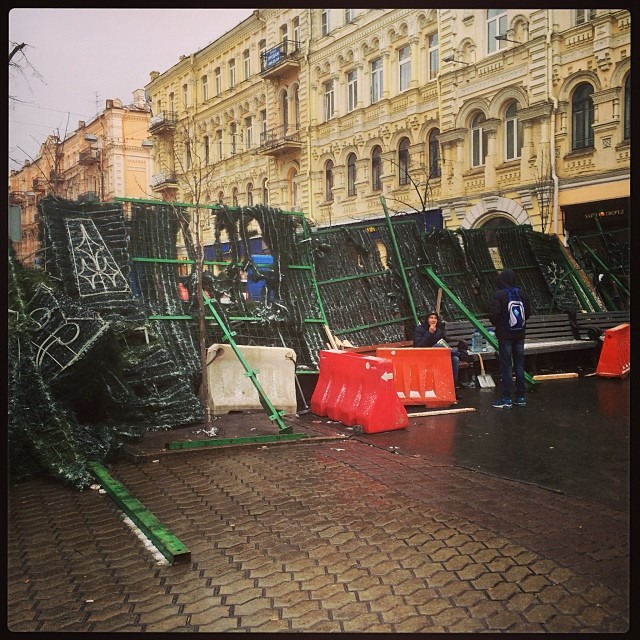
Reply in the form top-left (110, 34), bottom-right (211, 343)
top-left (506, 287), bottom-right (526, 331)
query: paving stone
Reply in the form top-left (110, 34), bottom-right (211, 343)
top-left (341, 613), bottom-right (386, 632)
top-left (522, 603), bottom-right (559, 623)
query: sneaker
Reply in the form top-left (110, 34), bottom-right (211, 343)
top-left (515, 396), bottom-right (526, 406)
top-left (492, 398), bottom-right (512, 409)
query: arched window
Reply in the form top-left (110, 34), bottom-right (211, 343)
top-left (504, 102), bottom-right (523, 161)
top-left (325, 160), bottom-right (334, 201)
top-left (624, 75), bottom-right (630, 141)
top-left (572, 83), bottom-right (594, 150)
top-left (282, 90), bottom-right (289, 133)
top-left (203, 135), bottom-right (210, 164)
top-left (471, 112), bottom-right (487, 168)
top-left (247, 183), bottom-right (254, 206)
top-left (262, 178), bottom-right (269, 205)
top-left (347, 153), bottom-right (357, 197)
top-left (182, 83), bottom-right (188, 109)
top-left (398, 137), bottom-right (410, 185)
top-left (232, 187), bottom-right (238, 207)
top-left (293, 85), bottom-right (300, 130)
top-left (289, 168), bottom-right (298, 208)
top-left (428, 129), bottom-right (441, 178)
top-left (371, 146), bottom-right (382, 191)
top-left (218, 191), bottom-right (224, 205)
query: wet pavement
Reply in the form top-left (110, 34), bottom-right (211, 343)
top-left (6, 372), bottom-right (630, 633)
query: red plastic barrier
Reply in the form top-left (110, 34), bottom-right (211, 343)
top-left (596, 323), bottom-right (630, 379)
top-left (310, 350), bottom-right (407, 433)
top-left (377, 347), bottom-right (456, 409)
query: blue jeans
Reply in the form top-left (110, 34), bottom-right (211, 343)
top-left (434, 346), bottom-right (460, 385)
top-left (497, 337), bottom-right (525, 398)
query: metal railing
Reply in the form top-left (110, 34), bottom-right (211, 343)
top-left (260, 39), bottom-right (301, 72)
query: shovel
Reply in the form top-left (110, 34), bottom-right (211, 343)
top-left (476, 352), bottom-right (495, 388)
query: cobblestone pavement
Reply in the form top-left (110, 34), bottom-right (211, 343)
top-left (7, 433), bottom-right (629, 633)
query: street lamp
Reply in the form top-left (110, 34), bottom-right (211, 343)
top-left (443, 54), bottom-right (470, 65)
top-left (495, 34), bottom-right (522, 44)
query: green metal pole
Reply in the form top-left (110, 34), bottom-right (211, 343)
top-left (202, 292), bottom-right (292, 433)
top-left (380, 196), bottom-right (419, 326)
top-left (424, 266), bottom-right (539, 388)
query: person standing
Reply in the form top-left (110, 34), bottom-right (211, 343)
top-left (489, 269), bottom-right (531, 408)
top-left (413, 311), bottom-right (460, 386)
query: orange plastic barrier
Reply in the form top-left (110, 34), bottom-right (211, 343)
top-left (310, 350), bottom-right (407, 433)
top-left (596, 323), bottom-right (630, 379)
top-left (377, 347), bottom-right (456, 408)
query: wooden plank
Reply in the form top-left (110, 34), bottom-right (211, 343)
top-left (532, 372), bottom-right (579, 380)
top-left (409, 407), bottom-right (477, 417)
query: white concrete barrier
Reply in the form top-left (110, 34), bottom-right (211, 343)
top-left (206, 344), bottom-right (297, 416)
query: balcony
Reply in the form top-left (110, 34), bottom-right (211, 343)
top-left (149, 111), bottom-right (177, 134)
top-left (257, 125), bottom-right (303, 157)
top-left (151, 171), bottom-right (178, 190)
top-left (79, 147), bottom-right (100, 165)
top-left (260, 40), bottom-right (301, 80)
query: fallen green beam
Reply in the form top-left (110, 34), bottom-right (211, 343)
top-left (89, 462), bottom-right (190, 565)
top-left (165, 433), bottom-right (311, 450)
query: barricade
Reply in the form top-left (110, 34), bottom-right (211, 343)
top-left (206, 344), bottom-right (297, 415)
top-left (310, 350), bottom-right (407, 433)
top-left (596, 323), bottom-right (630, 379)
top-left (377, 347), bottom-right (456, 409)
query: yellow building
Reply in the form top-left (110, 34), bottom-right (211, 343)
top-left (142, 8), bottom-right (629, 247)
top-left (9, 91), bottom-right (153, 268)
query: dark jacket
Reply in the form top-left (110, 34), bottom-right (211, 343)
top-left (488, 269), bottom-right (531, 339)
top-left (413, 322), bottom-right (448, 347)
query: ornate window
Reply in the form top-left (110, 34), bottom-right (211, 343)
top-left (347, 153), bottom-right (357, 196)
top-left (321, 10), bottom-right (330, 36)
top-left (371, 58), bottom-right (383, 104)
top-left (398, 137), bottom-right (410, 185)
top-left (504, 102), bottom-right (523, 161)
top-left (371, 146), bottom-right (382, 191)
top-left (571, 83), bottom-right (594, 150)
top-left (471, 113), bottom-right (488, 167)
top-left (428, 129), bottom-right (441, 178)
top-left (428, 33), bottom-right (439, 80)
top-left (398, 46), bottom-right (411, 92)
top-left (232, 187), bottom-right (238, 207)
top-left (347, 70), bottom-right (358, 112)
top-left (247, 183), bottom-right (253, 206)
top-left (229, 59), bottom-right (236, 89)
top-left (324, 81), bottom-right (334, 121)
top-left (214, 68), bottom-right (221, 95)
top-left (243, 50), bottom-right (250, 79)
top-left (202, 75), bottom-right (208, 102)
top-left (325, 160), bottom-right (334, 201)
top-left (262, 178), bottom-right (269, 205)
top-left (203, 135), bottom-right (210, 164)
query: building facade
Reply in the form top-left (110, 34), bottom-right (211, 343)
top-left (9, 91), bottom-right (153, 268)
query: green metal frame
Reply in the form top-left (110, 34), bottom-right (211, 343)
top-left (165, 432), bottom-right (311, 450)
top-left (424, 266), bottom-right (540, 388)
top-left (89, 462), bottom-right (190, 565)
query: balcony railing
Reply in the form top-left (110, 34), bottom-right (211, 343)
top-left (79, 147), bottom-right (100, 165)
top-left (257, 124), bottom-right (303, 157)
top-left (149, 111), bottom-right (177, 133)
top-left (260, 40), bottom-right (302, 79)
top-left (151, 171), bottom-right (178, 188)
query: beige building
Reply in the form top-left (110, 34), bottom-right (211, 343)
top-left (144, 8), bottom-right (629, 252)
top-left (9, 91), bottom-right (153, 268)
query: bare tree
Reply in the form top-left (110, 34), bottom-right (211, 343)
top-left (155, 116), bottom-right (218, 430)
top-left (533, 149), bottom-right (554, 234)
top-left (380, 154), bottom-right (437, 217)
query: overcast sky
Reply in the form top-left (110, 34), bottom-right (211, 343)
top-left (9, 8), bottom-right (255, 171)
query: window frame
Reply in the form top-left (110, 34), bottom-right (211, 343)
top-left (428, 129), bottom-right (441, 178)
top-left (371, 146), bottom-right (382, 191)
top-left (428, 33), bottom-right (439, 81)
top-left (504, 102), bottom-right (523, 161)
top-left (325, 160), bottom-right (334, 201)
top-left (398, 138), bottom-right (410, 186)
top-left (487, 9), bottom-right (507, 54)
top-left (471, 113), bottom-right (488, 168)
top-left (371, 57), bottom-right (383, 104)
top-left (347, 69), bottom-right (358, 112)
top-left (229, 58), bottom-right (236, 89)
top-left (398, 45), bottom-right (411, 92)
top-left (243, 49), bottom-right (250, 80)
top-left (324, 80), bottom-right (335, 121)
top-left (571, 83), bottom-right (595, 150)
top-left (345, 9), bottom-right (354, 24)
top-left (321, 10), bottom-right (330, 36)
top-left (202, 75), bottom-right (208, 102)
top-left (347, 153), bottom-right (357, 197)
top-left (203, 135), bottom-right (210, 165)
top-left (575, 9), bottom-right (596, 25)
top-left (623, 74), bottom-right (630, 141)
top-left (245, 116), bottom-right (252, 150)
top-left (215, 68), bottom-right (221, 95)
